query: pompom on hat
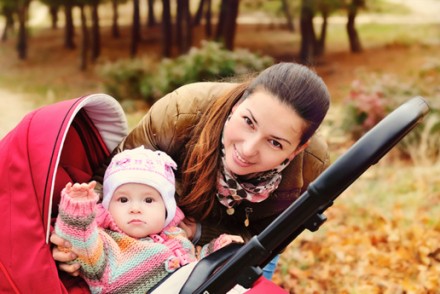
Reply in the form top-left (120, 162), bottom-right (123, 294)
top-left (102, 146), bottom-right (177, 227)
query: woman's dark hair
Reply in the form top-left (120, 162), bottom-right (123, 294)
top-left (180, 63), bottom-right (330, 220)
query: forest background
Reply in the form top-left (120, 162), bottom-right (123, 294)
top-left (1, 0), bottom-right (440, 293)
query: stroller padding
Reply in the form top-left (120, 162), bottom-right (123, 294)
top-left (0, 94), bottom-right (127, 294)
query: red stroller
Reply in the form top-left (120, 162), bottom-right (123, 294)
top-left (0, 94), bottom-right (128, 293)
top-left (0, 94), bottom-right (429, 293)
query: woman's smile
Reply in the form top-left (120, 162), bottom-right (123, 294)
top-left (233, 145), bottom-right (253, 167)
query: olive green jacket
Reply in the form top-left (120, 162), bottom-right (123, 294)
top-left (117, 82), bottom-right (330, 245)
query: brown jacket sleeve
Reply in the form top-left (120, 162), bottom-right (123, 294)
top-left (117, 82), bottom-right (237, 163)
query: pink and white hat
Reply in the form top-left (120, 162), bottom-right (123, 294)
top-left (102, 146), bottom-right (177, 227)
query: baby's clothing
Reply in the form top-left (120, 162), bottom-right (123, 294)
top-left (55, 190), bottom-right (197, 294)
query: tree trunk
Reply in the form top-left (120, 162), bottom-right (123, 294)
top-left (299, 0), bottom-right (316, 64)
top-left (49, 5), bottom-right (59, 29)
top-left (215, 0), bottom-right (227, 41)
top-left (205, 0), bottom-right (212, 38)
top-left (16, 3), bottom-right (28, 60)
top-left (347, 1), bottom-right (362, 53)
top-left (130, 0), bottom-right (141, 57)
top-left (176, 0), bottom-right (192, 55)
top-left (162, 0), bottom-right (172, 57)
top-left (64, 3), bottom-right (76, 49)
top-left (194, 0), bottom-right (205, 26)
top-left (315, 9), bottom-right (328, 56)
top-left (91, 1), bottom-right (101, 61)
top-left (281, 0), bottom-right (295, 32)
top-left (79, 5), bottom-right (89, 71)
top-left (216, 0), bottom-right (239, 50)
top-left (1, 8), bottom-right (14, 42)
top-left (147, 0), bottom-right (156, 27)
top-left (111, 0), bottom-right (120, 38)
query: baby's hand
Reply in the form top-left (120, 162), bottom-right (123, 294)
top-left (64, 181), bottom-right (97, 200)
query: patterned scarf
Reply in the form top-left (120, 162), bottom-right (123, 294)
top-left (216, 144), bottom-right (290, 214)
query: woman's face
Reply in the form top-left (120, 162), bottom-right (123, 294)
top-left (108, 183), bottom-right (166, 238)
top-left (223, 89), bottom-right (309, 176)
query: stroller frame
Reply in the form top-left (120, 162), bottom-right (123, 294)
top-left (180, 96), bottom-right (430, 293)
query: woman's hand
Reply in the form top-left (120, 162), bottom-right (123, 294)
top-left (50, 233), bottom-right (81, 276)
top-left (214, 234), bottom-right (244, 250)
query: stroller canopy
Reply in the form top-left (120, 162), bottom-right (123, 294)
top-left (0, 94), bottom-right (128, 293)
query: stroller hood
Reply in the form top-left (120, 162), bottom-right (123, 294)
top-left (0, 94), bottom-right (128, 293)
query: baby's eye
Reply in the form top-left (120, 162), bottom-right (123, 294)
top-left (145, 197), bottom-right (153, 203)
top-left (119, 197), bottom-right (128, 203)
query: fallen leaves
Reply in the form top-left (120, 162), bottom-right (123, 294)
top-left (273, 162), bottom-right (440, 293)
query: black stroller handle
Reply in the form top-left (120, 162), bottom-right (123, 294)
top-left (180, 96), bottom-right (430, 294)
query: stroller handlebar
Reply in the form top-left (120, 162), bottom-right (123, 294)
top-left (180, 96), bottom-right (430, 294)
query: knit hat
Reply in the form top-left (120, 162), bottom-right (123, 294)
top-left (102, 146), bottom-right (177, 227)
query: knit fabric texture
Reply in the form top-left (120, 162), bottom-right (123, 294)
top-left (54, 189), bottom-right (197, 294)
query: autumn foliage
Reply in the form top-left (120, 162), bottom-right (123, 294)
top-left (273, 162), bottom-right (440, 293)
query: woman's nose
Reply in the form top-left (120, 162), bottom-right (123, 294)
top-left (242, 136), bottom-right (259, 157)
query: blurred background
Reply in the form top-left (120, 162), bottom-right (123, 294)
top-left (1, 0), bottom-right (439, 292)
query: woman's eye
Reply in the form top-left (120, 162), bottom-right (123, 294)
top-left (270, 140), bottom-right (282, 149)
top-left (144, 197), bottom-right (153, 203)
top-left (244, 116), bottom-right (254, 127)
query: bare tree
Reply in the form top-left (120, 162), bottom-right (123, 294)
top-left (49, 5), bottom-right (59, 29)
top-left (195, 0), bottom-right (212, 37)
top-left (194, 0), bottom-right (205, 26)
top-left (16, 0), bottom-right (30, 60)
top-left (176, 0), bottom-right (192, 54)
top-left (315, 0), bottom-right (334, 56)
top-left (299, 0), bottom-right (316, 64)
top-left (1, 4), bottom-right (15, 42)
top-left (111, 0), bottom-right (120, 37)
top-left (147, 0), bottom-right (156, 27)
top-left (90, 0), bottom-right (101, 61)
top-left (64, 2), bottom-right (76, 49)
top-left (162, 0), bottom-right (172, 57)
top-left (347, 0), bottom-right (363, 53)
top-left (79, 3), bottom-right (89, 70)
top-left (281, 0), bottom-right (295, 32)
top-left (216, 0), bottom-right (239, 51)
top-left (130, 0), bottom-right (141, 57)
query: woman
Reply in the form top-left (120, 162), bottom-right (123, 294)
top-left (52, 62), bottom-right (331, 281)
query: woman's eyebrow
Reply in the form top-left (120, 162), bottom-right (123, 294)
top-left (272, 135), bottom-right (292, 145)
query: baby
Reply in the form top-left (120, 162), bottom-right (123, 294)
top-left (55, 146), bottom-right (242, 293)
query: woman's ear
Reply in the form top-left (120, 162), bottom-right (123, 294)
top-left (288, 139), bottom-right (311, 160)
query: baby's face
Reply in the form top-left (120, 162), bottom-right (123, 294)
top-left (108, 183), bottom-right (166, 238)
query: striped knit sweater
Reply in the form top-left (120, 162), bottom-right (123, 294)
top-left (54, 191), bottom-right (198, 294)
